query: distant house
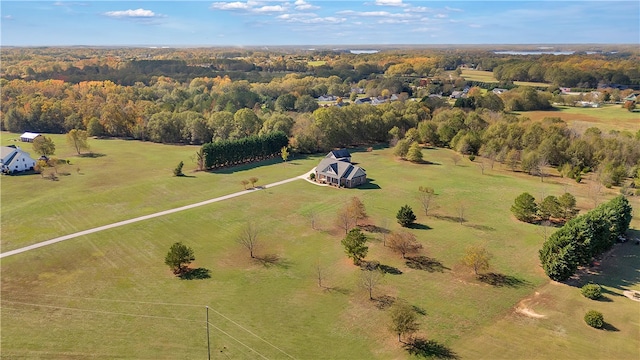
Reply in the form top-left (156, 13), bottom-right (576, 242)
top-left (560, 87), bottom-right (571, 93)
top-left (624, 93), bottom-right (638, 102)
top-left (315, 150), bottom-right (367, 188)
top-left (354, 97), bottom-right (371, 104)
top-left (317, 95), bottom-right (337, 102)
top-left (449, 91), bottom-right (464, 99)
top-left (1, 145), bottom-right (37, 174)
top-left (20, 132), bottom-right (41, 143)
top-left (492, 88), bottom-right (508, 95)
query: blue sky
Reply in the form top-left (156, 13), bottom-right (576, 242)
top-left (1, 1), bottom-right (638, 46)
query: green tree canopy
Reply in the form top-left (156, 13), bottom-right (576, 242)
top-left (341, 228), bottom-right (368, 265)
top-left (511, 192), bottom-right (538, 223)
top-left (389, 302), bottom-right (419, 342)
top-left (164, 242), bottom-right (195, 275)
top-left (396, 205), bottom-right (417, 227)
top-left (32, 136), bottom-right (56, 157)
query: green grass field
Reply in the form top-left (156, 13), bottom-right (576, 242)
top-left (517, 105), bottom-right (640, 133)
top-left (461, 69), bottom-right (550, 87)
top-left (307, 60), bottom-right (327, 67)
top-left (1, 132), bottom-right (638, 359)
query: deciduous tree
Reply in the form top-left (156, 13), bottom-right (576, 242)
top-left (237, 222), bottom-right (260, 258)
top-left (360, 268), bottom-right (384, 300)
top-left (389, 302), bottom-right (419, 342)
top-left (66, 129), bottom-right (90, 155)
top-left (348, 196), bottom-right (367, 226)
top-left (406, 142), bottom-right (423, 163)
top-left (388, 231), bottom-right (422, 259)
top-left (462, 245), bottom-right (491, 276)
top-left (417, 186), bottom-right (436, 216)
top-left (32, 136), bottom-right (56, 157)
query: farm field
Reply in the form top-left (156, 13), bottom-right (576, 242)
top-left (516, 105), bottom-right (640, 133)
top-left (2, 133), bottom-right (639, 359)
top-left (460, 69), bottom-right (550, 88)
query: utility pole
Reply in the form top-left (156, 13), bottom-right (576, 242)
top-left (206, 306), bottom-right (211, 360)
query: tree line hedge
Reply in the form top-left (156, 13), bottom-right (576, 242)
top-left (202, 131), bottom-right (288, 169)
top-left (538, 195), bottom-right (632, 281)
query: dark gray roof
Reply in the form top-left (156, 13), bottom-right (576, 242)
top-left (326, 149), bottom-right (351, 159)
top-left (316, 158), bottom-right (365, 180)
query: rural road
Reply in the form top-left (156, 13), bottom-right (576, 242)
top-left (0, 170), bottom-right (317, 259)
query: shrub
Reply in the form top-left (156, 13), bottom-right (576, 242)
top-left (584, 310), bottom-right (604, 329)
top-left (581, 283), bottom-right (602, 300)
top-left (309, 173), bottom-right (316, 180)
top-left (468, 154), bottom-right (476, 161)
top-left (173, 161), bottom-right (184, 176)
top-left (396, 205), bottom-right (417, 227)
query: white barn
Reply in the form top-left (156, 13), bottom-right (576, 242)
top-left (20, 132), bottom-right (41, 142)
top-left (1, 146), bottom-right (37, 174)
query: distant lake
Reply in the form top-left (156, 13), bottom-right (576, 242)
top-left (494, 51), bottom-right (575, 55)
top-left (350, 50), bottom-right (379, 54)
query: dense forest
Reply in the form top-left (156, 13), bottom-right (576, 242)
top-left (1, 46), bottom-right (639, 186)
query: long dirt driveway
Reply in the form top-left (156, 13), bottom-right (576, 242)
top-left (1, 170), bottom-right (317, 259)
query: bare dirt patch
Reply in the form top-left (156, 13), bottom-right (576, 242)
top-left (515, 292), bottom-right (547, 319)
top-left (623, 290), bottom-right (640, 302)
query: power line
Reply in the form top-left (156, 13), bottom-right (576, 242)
top-left (206, 306), bottom-right (296, 359)
top-left (207, 321), bottom-right (270, 360)
top-left (3, 294), bottom-right (296, 359)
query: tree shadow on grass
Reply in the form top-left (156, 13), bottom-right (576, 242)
top-left (477, 273), bottom-right (529, 288)
top-left (404, 337), bottom-right (458, 359)
top-left (359, 224), bottom-right (389, 235)
top-left (405, 256), bottom-right (449, 272)
top-left (465, 224), bottom-right (496, 231)
top-left (408, 223), bottom-right (432, 230)
top-left (79, 152), bottom-right (106, 158)
top-left (179, 268), bottom-right (211, 280)
top-left (322, 286), bottom-right (351, 295)
top-left (602, 322), bottom-right (620, 332)
top-left (254, 254), bottom-right (291, 269)
top-left (373, 295), bottom-right (396, 310)
top-left (379, 264), bottom-right (403, 275)
top-left (432, 214), bottom-right (464, 223)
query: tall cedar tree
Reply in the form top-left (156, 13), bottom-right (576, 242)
top-left (511, 192), bottom-right (538, 222)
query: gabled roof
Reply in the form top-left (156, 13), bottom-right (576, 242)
top-left (1, 146), bottom-right (18, 159)
top-left (326, 149), bottom-right (351, 160)
top-left (20, 132), bottom-right (41, 140)
top-left (316, 158), bottom-right (365, 180)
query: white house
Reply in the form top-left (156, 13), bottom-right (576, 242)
top-left (20, 132), bottom-right (41, 142)
top-left (1, 145), bottom-right (37, 174)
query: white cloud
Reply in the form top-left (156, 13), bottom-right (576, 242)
top-left (468, 23), bottom-right (482, 28)
top-left (375, 0), bottom-right (407, 7)
top-left (337, 10), bottom-right (412, 18)
top-left (294, 0), bottom-right (319, 11)
top-left (104, 8), bottom-right (159, 18)
top-left (254, 5), bottom-right (286, 13)
top-left (210, 2), bottom-right (252, 10)
top-left (408, 6), bottom-right (431, 13)
top-left (378, 19), bottom-right (410, 24)
top-left (3, 15), bottom-right (14, 20)
top-left (277, 13), bottom-right (345, 24)
top-left (435, 14), bottom-right (447, 18)
top-left (445, 6), bottom-right (463, 12)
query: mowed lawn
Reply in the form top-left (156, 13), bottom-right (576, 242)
top-left (517, 105), bottom-right (640, 133)
top-left (460, 69), bottom-right (550, 88)
top-left (1, 136), bottom-right (639, 359)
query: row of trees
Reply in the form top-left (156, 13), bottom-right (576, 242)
top-left (201, 131), bottom-right (288, 169)
top-left (511, 192), bottom-right (578, 224)
top-left (538, 195), bottom-right (632, 281)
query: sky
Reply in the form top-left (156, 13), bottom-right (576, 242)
top-left (1, 1), bottom-right (638, 46)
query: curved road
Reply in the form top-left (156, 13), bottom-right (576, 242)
top-left (1, 170), bottom-right (317, 259)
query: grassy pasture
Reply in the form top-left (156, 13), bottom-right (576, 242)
top-left (307, 60), bottom-right (327, 67)
top-left (460, 69), bottom-right (550, 87)
top-left (516, 105), bottom-right (640, 133)
top-left (1, 135), bottom-right (639, 359)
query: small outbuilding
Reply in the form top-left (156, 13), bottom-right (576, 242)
top-left (20, 132), bottom-right (41, 143)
